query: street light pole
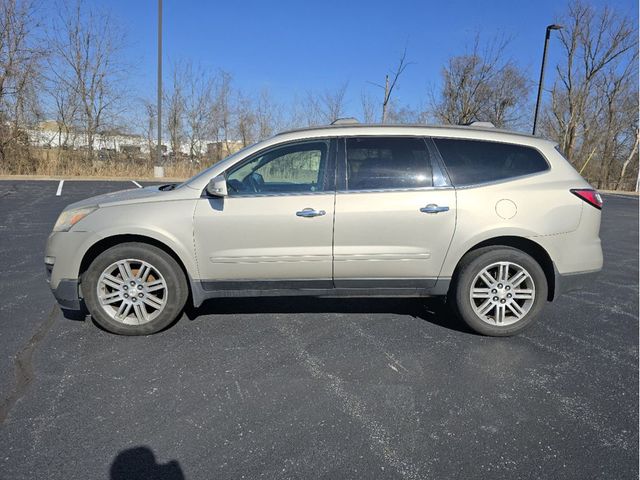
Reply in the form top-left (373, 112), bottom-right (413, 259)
top-left (532, 24), bottom-right (562, 136)
top-left (156, 0), bottom-right (163, 170)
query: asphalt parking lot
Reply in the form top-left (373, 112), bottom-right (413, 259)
top-left (0, 179), bottom-right (637, 479)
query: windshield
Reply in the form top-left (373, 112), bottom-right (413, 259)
top-left (177, 143), bottom-right (257, 188)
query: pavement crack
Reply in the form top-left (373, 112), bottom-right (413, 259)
top-left (0, 305), bottom-right (58, 424)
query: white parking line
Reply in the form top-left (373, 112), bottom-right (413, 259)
top-left (131, 180), bottom-right (142, 188)
top-left (55, 180), bottom-right (64, 196)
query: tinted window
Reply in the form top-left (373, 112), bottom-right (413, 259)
top-left (433, 138), bottom-right (548, 186)
top-left (345, 137), bottom-right (432, 190)
top-left (227, 141), bottom-right (329, 195)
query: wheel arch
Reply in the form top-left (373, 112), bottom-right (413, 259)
top-left (79, 234), bottom-right (192, 297)
top-left (452, 236), bottom-right (556, 301)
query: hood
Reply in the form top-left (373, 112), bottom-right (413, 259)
top-left (64, 185), bottom-right (179, 210)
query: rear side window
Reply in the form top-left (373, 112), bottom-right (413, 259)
top-left (433, 138), bottom-right (548, 186)
top-left (345, 137), bottom-right (432, 190)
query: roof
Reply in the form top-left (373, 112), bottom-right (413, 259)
top-left (278, 123), bottom-right (533, 138)
top-left (274, 123), bottom-right (551, 147)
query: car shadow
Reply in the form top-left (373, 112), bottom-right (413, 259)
top-left (184, 296), bottom-right (475, 334)
top-left (110, 446), bottom-right (184, 479)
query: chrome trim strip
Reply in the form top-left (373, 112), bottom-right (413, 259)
top-left (335, 186), bottom-right (454, 195)
top-left (220, 191), bottom-right (336, 199)
top-left (209, 255), bottom-right (330, 264)
top-left (333, 253), bottom-right (431, 261)
top-left (451, 170), bottom-right (551, 190)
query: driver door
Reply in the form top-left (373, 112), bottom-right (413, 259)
top-left (193, 139), bottom-right (336, 288)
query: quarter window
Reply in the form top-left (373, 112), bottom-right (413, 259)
top-left (345, 137), bottom-right (433, 191)
top-left (433, 138), bottom-right (549, 186)
top-left (226, 141), bottom-right (329, 195)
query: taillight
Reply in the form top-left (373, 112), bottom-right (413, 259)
top-left (570, 188), bottom-right (603, 210)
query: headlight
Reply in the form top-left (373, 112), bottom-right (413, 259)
top-left (53, 206), bottom-right (98, 232)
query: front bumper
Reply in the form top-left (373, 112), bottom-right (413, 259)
top-left (50, 278), bottom-right (81, 310)
top-left (45, 230), bottom-right (94, 311)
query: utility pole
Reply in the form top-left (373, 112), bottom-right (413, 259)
top-left (371, 48), bottom-right (411, 125)
top-left (532, 24), bottom-right (562, 135)
top-left (156, 0), bottom-right (163, 172)
top-left (381, 75), bottom-right (389, 124)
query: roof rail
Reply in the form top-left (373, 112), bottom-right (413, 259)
top-left (461, 121), bottom-right (495, 128)
top-left (330, 117), bottom-right (359, 125)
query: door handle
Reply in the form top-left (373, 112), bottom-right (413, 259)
top-left (296, 208), bottom-right (326, 218)
top-left (420, 204), bottom-right (449, 214)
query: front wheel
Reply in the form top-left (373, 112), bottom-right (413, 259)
top-left (449, 247), bottom-right (548, 336)
top-left (82, 243), bottom-right (188, 335)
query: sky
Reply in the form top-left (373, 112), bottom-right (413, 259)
top-left (48, 0), bottom-right (640, 122)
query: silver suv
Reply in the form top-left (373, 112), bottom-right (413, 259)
top-left (46, 124), bottom-right (603, 336)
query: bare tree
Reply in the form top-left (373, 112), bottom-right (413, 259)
top-left (290, 92), bottom-right (321, 127)
top-left (360, 90), bottom-right (378, 123)
top-left (318, 81), bottom-right (349, 123)
top-left (0, 0), bottom-right (42, 162)
top-left (45, 69), bottom-right (79, 148)
top-left (209, 70), bottom-right (233, 156)
top-left (47, 0), bottom-right (126, 159)
top-left (542, 0), bottom-right (638, 189)
top-left (254, 88), bottom-right (281, 140)
top-left (370, 48), bottom-right (412, 124)
top-left (384, 101), bottom-right (426, 124)
top-left (235, 91), bottom-right (255, 147)
top-left (295, 83), bottom-right (350, 127)
top-left (183, 61), bottom-right (214, 160)
top-left (616, 128), bottom-right (638, 190)
top-left (431, 35), bottom-right (530, 128)
top-left (138, 98), bottom-right (157, 164)
top-left (165, 62), bottom-right (186, 159)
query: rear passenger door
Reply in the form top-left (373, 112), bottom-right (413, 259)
top-left (332, 136), bottom-right (457, 288)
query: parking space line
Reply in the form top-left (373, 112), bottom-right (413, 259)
top-left (131, 180), bottom-right (142, 188)
top-left (55, 180), bottom-right (64, 196)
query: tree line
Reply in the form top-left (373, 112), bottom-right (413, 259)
top-left (0, 0), bottom-right (637, 189)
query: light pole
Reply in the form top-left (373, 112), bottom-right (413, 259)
top-left (155, 0), bottom-right (163, 175)
top-left (532, 24), bottom-right (562, 136)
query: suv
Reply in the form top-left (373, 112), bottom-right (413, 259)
top-left (46, 124), bottom-right (603, 336)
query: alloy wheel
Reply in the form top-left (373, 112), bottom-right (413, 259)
top-left (469, 261), bottom-right (536, 326)
top-left (96, 259), bottom-right (168, 325)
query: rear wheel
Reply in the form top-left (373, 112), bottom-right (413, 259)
top-left (449, 247), bottom-right (547, 336)
top-left (83, 243), bottom-right (188, 335)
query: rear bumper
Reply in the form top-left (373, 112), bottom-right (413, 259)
top-left (554, 267), bottom-right (600, 297)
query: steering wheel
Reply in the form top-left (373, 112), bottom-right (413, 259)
top-left (246, 172), bottom-right (265, 192)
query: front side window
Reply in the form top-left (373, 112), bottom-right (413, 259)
top-left (433, 138), bottom-right (549, 186)
top-left (345, 137), bottom-right (433, 191)
top-left (226, 141), bottom-right (329, 195)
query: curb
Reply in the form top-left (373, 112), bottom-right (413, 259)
top-left (0, 175), bottom-right (187, 182)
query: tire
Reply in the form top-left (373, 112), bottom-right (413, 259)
top-left (82, 242), bottom-right (188, 335)
top-left (449, 246), bottom-right (548, 336)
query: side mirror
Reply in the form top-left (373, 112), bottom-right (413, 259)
top-left (206, 174), bottom-right (228, 197)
